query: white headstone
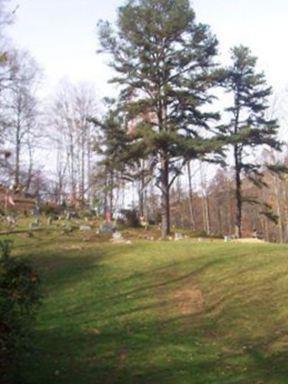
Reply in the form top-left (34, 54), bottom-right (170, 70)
top-left (175, 232), bottom-right (184, 241)
top-left (112, 231), bottom-right (123, 240)
top-left (79, 225), bottom-right (92, 232)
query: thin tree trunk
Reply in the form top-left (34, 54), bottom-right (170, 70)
top-left (187, 161), bottom-right (196, 230)
top-left (109, 170), bottom-right (114, 219)
top-left (203, 194), bottom-right (210, 235)
top-left (217, 205), bottom-right (222, 235)
top-left (25, 137), bottom-right (33, 192)
top-left (139, 164), bottom-right (145, 217)
top-left (81, 133), bottom-right (85, 204)
top-left (15, 141), bottom-right (20, 188)
top-left (104, 168), bottom-right (108, 219)
top-left (234, 146), bottom-right (242, 238)
top-left (161, 156), bottom-right (170, 238)
top-left (87, 124), bottom-right (92, 208)
top-left (200, 163), bottom-right (211, 236)
top-left (273, 175), bottom-right (284, 243)
top-left (15, 121), bottom-right (21, 188)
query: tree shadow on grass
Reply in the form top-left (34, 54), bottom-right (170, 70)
top-left (20, 313), bottom-right (288, 384)
top-left (17, 243), bottom-right (288, 384)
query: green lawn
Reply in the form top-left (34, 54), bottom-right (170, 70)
top-left (12, 232), bottom-right (288, 383)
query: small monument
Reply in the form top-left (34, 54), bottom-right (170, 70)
top-left (112, 231), bottom-right (123, 241)
top-left (174, 232), bottom-right (184, 241)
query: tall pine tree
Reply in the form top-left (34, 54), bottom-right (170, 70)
top-left (98, 0), bottom-right (223, 238)
top-left (223, 46), bottom-right (281, 238)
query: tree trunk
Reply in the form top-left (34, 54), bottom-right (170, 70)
top-left (15, 119), bottom-right (21, 188)
top-left (234, 147), bottom-right (242, 238)
top-left (176, 176), bottom-right (183, 228)
top-left (273, 174), bottom-right (284, 243)
top-left (202, 193), bottom-right (211, 236)
top-left (187, 161), bottom-right (196, 230)
top-left (87, 124), bottom-right (92, 208)
top-left (15, 141), bottom-right (20, 188)
top-left (139, 164), bottom-right (145, 217)
top-left (81, 133), bottom-right (85, 204)
top-left (200, 162), bottom-right (211, 236)
top-left (109, 170), bottom-right (114, 219)
top-left (161, 156), bottom-right (170, 238)
top-left (25, 136), bottom-right (33, 192)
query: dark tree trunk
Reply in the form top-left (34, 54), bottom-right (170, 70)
top-left (161, 156), bottom-right (170, 238)
top-left (234, 146), bottom-right (242, 238)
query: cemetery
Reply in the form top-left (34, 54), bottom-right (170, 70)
top-left (1, 0), bottom-right (288, 383)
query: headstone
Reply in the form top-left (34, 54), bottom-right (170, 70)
top-left (79, 225), bottom-right (92, 232)
top-left (110, 231), bottom-right (129, 244)
top-left (174, 232), bottom-right (184, 241)
top-left (6, 216), bottom-right (16, 226)
top-left (112, 231), bottom-right (123, 240)
top-left (224, 235), bottom-right (231, 242)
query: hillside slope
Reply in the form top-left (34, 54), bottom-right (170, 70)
top-left (14, 233), bottom-right (288, 384)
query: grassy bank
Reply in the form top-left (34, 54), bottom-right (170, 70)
top-left (11, 231), bottom-right (288, 383)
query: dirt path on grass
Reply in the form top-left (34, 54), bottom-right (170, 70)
top-left (173, 286), bottom-right (204, 315)
top-left (156, 277), bottom-right (205, 320)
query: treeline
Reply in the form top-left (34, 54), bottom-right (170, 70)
top-left (168, 161), bottom-right (288, 242)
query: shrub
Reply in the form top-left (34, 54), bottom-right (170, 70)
top-left (40, 202), bottom-right (62, 217)
top-left (0, 240), bottom-right (41, 383)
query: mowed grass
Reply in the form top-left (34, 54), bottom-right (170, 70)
top-left (11, 231), bottom-right (288, 383)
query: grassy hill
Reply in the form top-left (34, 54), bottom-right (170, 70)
top-left (12, 231), bottom-right (288, 383)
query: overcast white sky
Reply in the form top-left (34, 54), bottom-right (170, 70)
top-left (8, 0), bottom-right (288, 98)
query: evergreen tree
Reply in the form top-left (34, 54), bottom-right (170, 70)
top-left (223, 46), bottom-right (281, 238)
top-left (98, 0), bottom-right (223, 238)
